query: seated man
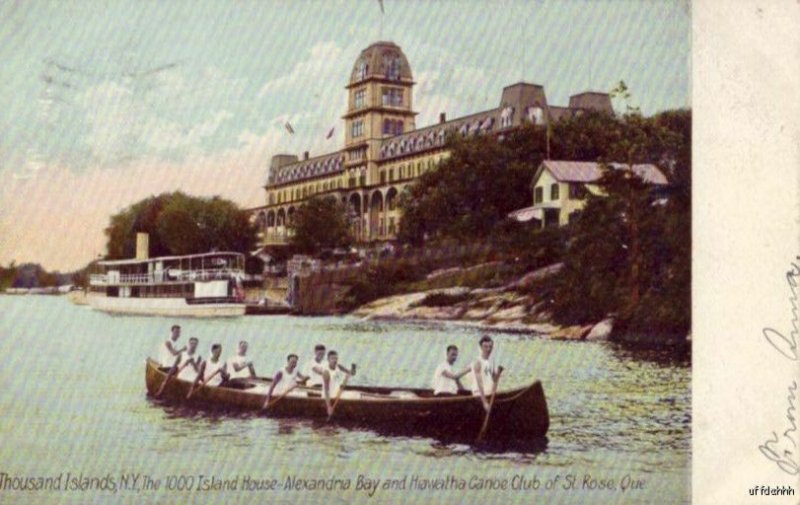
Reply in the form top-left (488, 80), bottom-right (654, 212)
top-left (155, 336), bottom-right (199, 396)
top-left (322, 350), bottom-right (356, 416)
top-left (177, 337), bottom-right (202, 382)
top-left (227, 340), bottom-right (257, 382)
top-left (200, 344), bottom-right (228, 386)
top-left (188, 343), bottom-right (228, 398)
top-left (431, 345), bottom-right (470, 396)
top-left (263, 354), bottom-right (308, 409)
top-left (301, 344), bottom-right (327, 388)
top-left (158, 324), bottom-right (185, 369)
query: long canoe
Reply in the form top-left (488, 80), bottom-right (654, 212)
top-left (145, 358), bottom-right (549, 442)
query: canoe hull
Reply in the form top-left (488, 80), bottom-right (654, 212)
top-left (145, 359), bottom-right (548, 442)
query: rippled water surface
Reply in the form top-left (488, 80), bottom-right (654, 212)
top-left (0, 296), bottom-right (690, 504)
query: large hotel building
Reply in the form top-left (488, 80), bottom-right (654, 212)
top-left (250, 41), bottom-right (613, 249)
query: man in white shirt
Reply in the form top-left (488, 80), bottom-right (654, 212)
top-left (177, 337), bottom-right (202, 382)
top-left (155, 336), bottom-right (199, 397)
top-left (301, 344), bottom-right (327, 387)
top-left (431, 345), bottom-right (470, 396)
top-left (322, 350), bottom-right (356, 416)
top-left (200, 344), bottom-right (228, 386)
top-left (227, 340), bottom-right (257, 381)
top-left (158, 324), bottom-right (185, 368)
top-left (263, 354), bottom-right (309, 409)
top-left (471, 335), bottom-right (501, 412)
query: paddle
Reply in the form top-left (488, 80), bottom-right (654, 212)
top-left (187, 366), bottom-right (222, 399)
top-left (262, 382), bottom-right (301, 410)
top-left (476, 366), bottom-right (504, 442)
top-left (326, 374), bottom-right (350, 422)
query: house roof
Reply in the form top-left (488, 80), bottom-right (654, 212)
top-left (537, 160), bottom-right (668, 185)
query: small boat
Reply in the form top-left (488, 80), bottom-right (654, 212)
top-left (145, 358), bottom-right (549, 441)
top-left (88, 251), bottom-right (247, 318)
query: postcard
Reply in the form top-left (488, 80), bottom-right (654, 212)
top-left (0, 1), bottom-right (795, 504)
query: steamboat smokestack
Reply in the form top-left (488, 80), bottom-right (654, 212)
top-left (135, 233), bottom-right (150, 260)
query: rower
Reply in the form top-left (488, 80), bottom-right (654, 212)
top-left (227, 340), bottom-right (256, 381)
top-left (155, 336), bottom-right (198, 396)
top-left (432, 345), bottom-right (470, 396)
top-left (198, 343), bottom-right (228, 387)
top-left (301, 344), bottom-right (327, 387)
top-left (158, 325), bottom-right (185, 369)
top-left (322, 350), bottom-right (356, 416)
top-left (263, 354), bottom-right (308, 409)
top-left (471, 336), bottom-right (501, 412)
top-left (177, 337), bottom-right (202, 381)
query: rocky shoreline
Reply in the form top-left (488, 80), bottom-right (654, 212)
top-left (352, 263), bottom-right (617, 342)
top-left (351, 262), bottom-right (689, 345)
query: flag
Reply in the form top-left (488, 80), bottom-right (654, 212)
top-left (377, 0), bottom-right (384, 14)
top-left (326, 127), bottom-right (335, 139)
top-left (284, 121), bottom-right (295, 134)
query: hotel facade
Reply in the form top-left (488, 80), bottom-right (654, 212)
top-left (250, 41), bottom-right (613, 249)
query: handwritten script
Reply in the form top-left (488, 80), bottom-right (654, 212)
top-left (759, 260), bottom-right (799, 475)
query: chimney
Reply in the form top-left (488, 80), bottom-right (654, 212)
top-left (303, 151), bottom-right (309, 160)
top-left (439, 112), bottom-right (446, 124)
top-left (135, 233), bottom-right (149, 260)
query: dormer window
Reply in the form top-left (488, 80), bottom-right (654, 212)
top-left (356, 59), bottom-right (368, 81)
top-left (384, 54), bottom-right (401, 80)
top-left (526, 106), bottom-right (544, 125)
top-left (500, 106), bottom-right (515, 128)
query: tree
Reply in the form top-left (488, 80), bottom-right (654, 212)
top-left (104, 192), bottom-right (256, 259)
top-left (289, 196), bottom-right (352, 255)
top-left (398, 127), bottom-right (544, 245)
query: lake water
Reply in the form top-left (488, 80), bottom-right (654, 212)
top-left (0, 296), bottom-right (690, 504)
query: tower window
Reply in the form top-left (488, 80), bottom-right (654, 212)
top-left (351, 119), bottom-right (364, 138)
top-left (384, 55), bottom-right (401, 80)
top-left (383, 119), bottom-right (403, 136)
top-left (382, 88), bottom-right (403, 106)
top-left (354, 89), bottom-right (366, 109)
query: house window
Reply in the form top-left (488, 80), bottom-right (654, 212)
top-left (348, 177), bottom-right (356, 188)
top-left (382, 87), bottom-right (403, 106)
top-left (351, 119), bottom-right (363, 138)
top-left (354, 89), bottom-right (366, 108)
top-left (534, 187), bottom-right (543, 204)
top-left (389, 217), bottom-right (396, 235)
top-left (568, 211), bottom-right (581, 224)
top-left (359, 174), bottom-right (366, 186)
top-left (551, 183), bottom-right (559, 200)
top-left (389, 169), bottom-right (394, 182)
top-left (569, 183), bottom-right (586, 200)
top-left (380, 171), bottom-right (386, 184)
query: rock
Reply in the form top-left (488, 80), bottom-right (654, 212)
top-left (585, 318), bottom-right (614, 341)
top-left (486, 304), bottom-right (528, 322)
top-left (551, 325), bottom-right (592, 340)
top-left (506, 263), bottom-right (564, 290)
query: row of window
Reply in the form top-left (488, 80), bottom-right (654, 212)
top-left (533, 183), bottom-right (587, 204)
top-left (268, 156), bottom-right (443, 206)
top-left (270, 178), bottom-right (345, 204)
top-left (380, 157), bottom-right (440, 184)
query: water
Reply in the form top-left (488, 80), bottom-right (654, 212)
top-left (0, 296), bottom-right (690, 504)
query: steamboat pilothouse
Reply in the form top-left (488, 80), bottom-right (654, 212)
top-left (88, 233), bottom-right (246, 317)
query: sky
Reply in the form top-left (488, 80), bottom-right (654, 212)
top-left (0, 0), bottom-right (690, 272)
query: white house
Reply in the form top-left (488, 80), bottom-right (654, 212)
top-left (508, 160), bottom-right (668, 228)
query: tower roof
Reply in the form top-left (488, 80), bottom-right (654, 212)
top-left (349, 41), bottom-right (413, 86)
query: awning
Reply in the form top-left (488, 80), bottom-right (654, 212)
top-left (508, 203), bottom-right (560, 222)
top-left (507, 206), bottom-right (543, 222)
